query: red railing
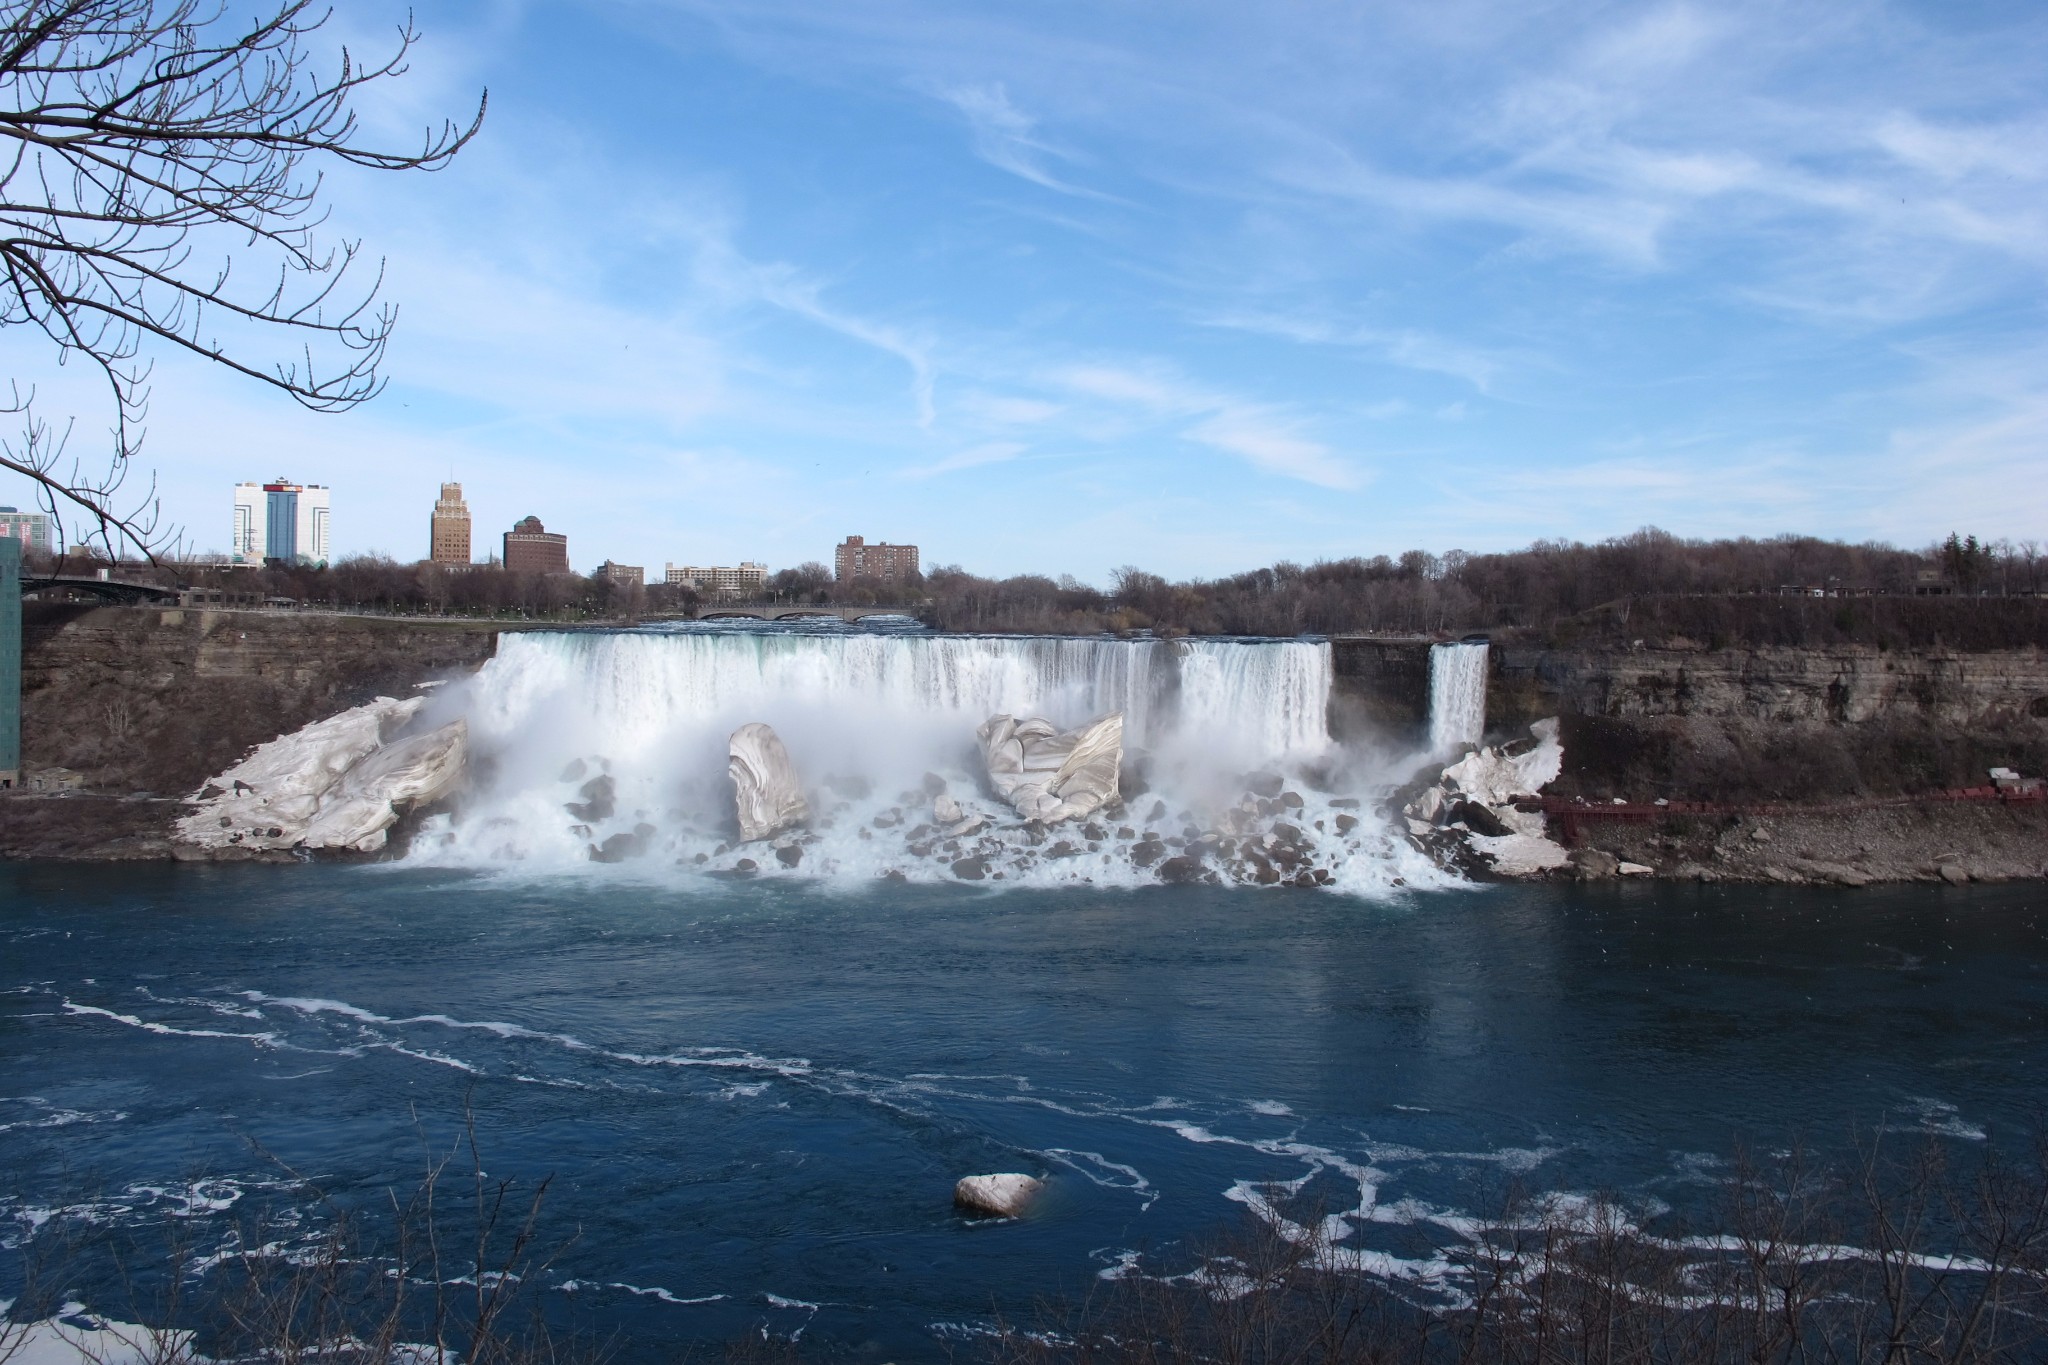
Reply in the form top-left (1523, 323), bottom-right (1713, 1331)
top-left (1532, 786), bottom-right (2045, 845)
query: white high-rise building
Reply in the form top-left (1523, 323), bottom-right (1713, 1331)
top-left (232, 478), bottom-right (330, 566)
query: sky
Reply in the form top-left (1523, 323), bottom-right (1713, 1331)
top-left (4, 0), bottom-right (2047, 582)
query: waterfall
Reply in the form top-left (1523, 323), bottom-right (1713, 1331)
top-left (469, 630), bottom-right (1170, 746)
top-left (1428, 641), bottom-right (1489, 753)
top-left (1176, 639), bottom-right (1332, 762)
top-left (409, 626), bottom-right (1438, 891)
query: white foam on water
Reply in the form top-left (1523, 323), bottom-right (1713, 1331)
top-left (1041, 1149), bottom-right (1158, 1209)
top-left (59, 1002), bottom-right (285, 1049)
top-left (559, 1280), bottom-right (726, 1306)
top-left (0, 1098), bottom-right (125, 1134)
top-left (1902, 1096), bottom-right (1987, 1141)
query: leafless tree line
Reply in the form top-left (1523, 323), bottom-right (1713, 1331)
top-left (910, 529), bottom-right (2046, 640)
top-left (19, 526), bottom-right (2048, 641)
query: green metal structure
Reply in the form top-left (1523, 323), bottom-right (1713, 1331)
top-left (0, 534), bottom-right (18, 787)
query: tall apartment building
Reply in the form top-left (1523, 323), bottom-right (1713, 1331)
top-left (232, 479), bottom-right (330, 566)
top-left (430, 483), bottom-right (471, 564)
top-left (663, 562), bottom-right (767, 598)
top-left (0, 506), bottom-right (52, 555)
top-left (504, 516), bottom-right (570, 574)
top-left (834, 535), bottom-right (919, 585)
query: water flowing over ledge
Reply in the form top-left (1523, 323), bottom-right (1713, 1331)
top-left (1428, 641), bottom-right (1488, 754)
top-left (407, 629), bottom-right (1450, 891)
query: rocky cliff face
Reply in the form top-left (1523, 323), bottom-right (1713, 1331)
top-left (1491, 642), bottom-right (2048, 727)
top-left (1489, 642), bottom-right (2048, 800)
top-left (14, 606), bottom-right (505, 797)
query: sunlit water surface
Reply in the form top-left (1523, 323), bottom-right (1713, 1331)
top-left (3, 865), bottom-right (2044, 1357)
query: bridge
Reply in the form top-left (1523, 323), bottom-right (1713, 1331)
top-left (16, 572), bottom-right (179, 604)
top-left (685, 601), bottom-right (925, 624)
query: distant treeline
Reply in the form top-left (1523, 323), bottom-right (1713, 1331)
top-left (132, 555), bottom-right (689, 621)
top-left (918, 530), bottom-right (2048, 642)
top-left (27, 528), bottom-right (2048, 640)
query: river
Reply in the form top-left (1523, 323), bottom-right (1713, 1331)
top-left (4, 864), bottom-right (2043, 1358)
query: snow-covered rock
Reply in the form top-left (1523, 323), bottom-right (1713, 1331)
top-left (176, 698), bottom-right (465, 852)
top-left (1404, 718), bottom-right (1570, 878)
top-left (954, 1172), bottom-right (1044, 1216)
top-left (976, 712), bottom-right (1122, 824)
top-left (729, 723), bottom-right (810, 842)
top-left (297, 722), bottom-right (468, 852)
top-left (1467, 832), bottom-right (1572, 875)
top-left (1440, 717), bottom-right (1562, 806)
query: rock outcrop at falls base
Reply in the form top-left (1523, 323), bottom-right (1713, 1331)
top-left (1402, 719), bottom-right (1573, 878)
top-left (976, 712), bottom-right (1123, 824)
top-left (175, 697), bottom-right (467, 855)
top-left (729, 723), bottom-right (810, 842)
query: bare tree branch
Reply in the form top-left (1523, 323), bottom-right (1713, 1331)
top-left (0, 0), bottom-right (485, 559)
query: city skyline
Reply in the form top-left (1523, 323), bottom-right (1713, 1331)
top-left (2, 0), bottom-right (2045, 581)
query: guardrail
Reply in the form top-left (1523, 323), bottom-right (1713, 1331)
top-left (1532, 786), bottom-right (2046, 845)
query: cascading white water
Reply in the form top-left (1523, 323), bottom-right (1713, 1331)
top-left (409, 627), bottom-right (1441, 891)
top-left (467, 629), bottom-right (1169, 752)
top-left (1427, 641), bottom-right (1489, 753)
top-left (1176, 639), bottom-right (1332, 763)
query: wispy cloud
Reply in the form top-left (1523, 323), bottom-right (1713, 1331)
top-left (685, 229), bottom-right (939, 426)
top-left (1046, 362), bottom-right (1361, 489)
top-left (1197, 311), bottom-right (1522, 394)
top-left (930, 82), bottom-right (1121, 203)
top-left (1184, 409), bottom-right (1359, 490)
top-left (899, 439), bottom-right (1030, 479)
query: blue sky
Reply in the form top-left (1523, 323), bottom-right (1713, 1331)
top-left (5, 0), bottom-right (2046, 580)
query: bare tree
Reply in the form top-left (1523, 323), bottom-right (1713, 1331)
top-left (0, 0), bottom-right (485, 557)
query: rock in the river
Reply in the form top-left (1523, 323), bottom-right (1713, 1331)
top-left (976, 712), bottom-right (1123, 824)
top-left (565, 773), bottom-right (615, 822)
top-left (954, 1173), bottom-right (1043, 1217)
top-left (176, 698), bottom-right (467, 853)
top-left (1569, 848), bottom-right (1620, 880)
top-left (729, 723), bottom-right (810, 842)
top-left (933, 792), bottom-right (964, 825)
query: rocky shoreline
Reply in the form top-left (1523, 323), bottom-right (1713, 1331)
top-left (1542, 800), bottom-right (2048, 887)
top-left (7, 767), bottom-right (2044, 887)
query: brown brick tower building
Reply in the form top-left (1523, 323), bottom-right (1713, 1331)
top-left (834, 535), bottom-right (919, 585)
top-left (504, 516), bottom-right (570, 574)
top-left (430, 483), bottom-right (471, 564)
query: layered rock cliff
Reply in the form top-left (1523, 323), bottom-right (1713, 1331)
top-left (11, 606), bottom-right (505, 798)
top-left (1488, 641), bottom-right (2048, 801)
